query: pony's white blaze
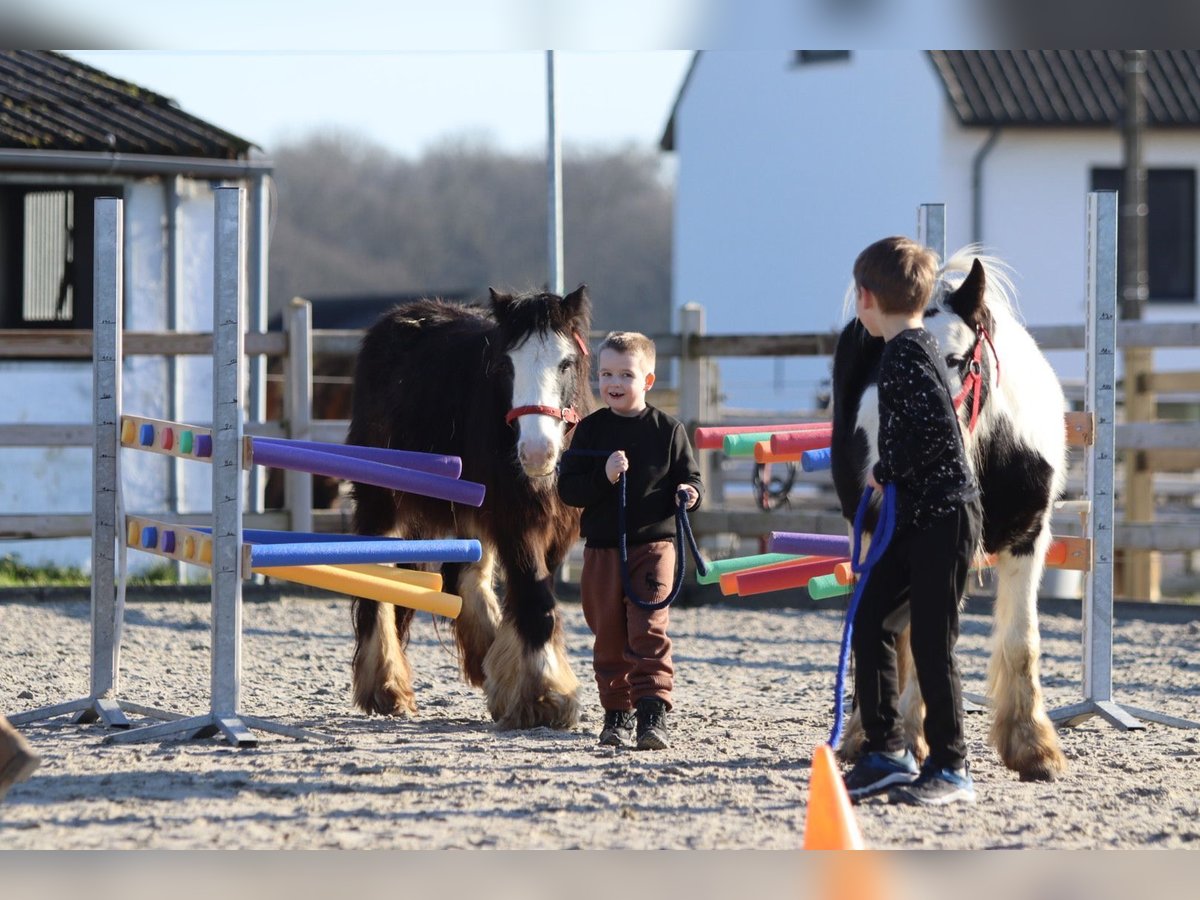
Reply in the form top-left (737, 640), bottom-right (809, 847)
top-left (509, 330), bottom-right (575, 476)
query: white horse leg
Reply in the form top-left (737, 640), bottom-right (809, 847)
top-left (484, 612), bottom-right (580, 730)
top-left (351, 600), bottom-right (416, 716)
top-left (895, 627), bottom-right (929, 763)
top-left (989, 540), bottom-right (1068, 781)
top-left (452, 544), bottom-right (502, 687)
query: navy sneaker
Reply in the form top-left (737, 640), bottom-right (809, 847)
top-left (635, 698), bottom-right (669, 750)
top-left (598, 709), bottom-right (636, 747)
top-left (889, 763), bottom-right (976, 806)
top-left (843, 749), bottom-right (919, 801)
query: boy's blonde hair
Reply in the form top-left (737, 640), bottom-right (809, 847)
top-left (599, 331), bottom-right (656, 371)
top-left (853, 236), bottom-right (939, 316)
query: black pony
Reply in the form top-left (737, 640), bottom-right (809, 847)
top-left (348, 286), bottom-right (592, 729)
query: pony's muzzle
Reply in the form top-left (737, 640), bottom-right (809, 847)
top-left (517, 439), bottom-right (560, 477)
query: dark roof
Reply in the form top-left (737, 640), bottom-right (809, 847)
top-left (0, 50), bottom-right (254, 157)
top-left (929, 50), bottom-right (1200, 128)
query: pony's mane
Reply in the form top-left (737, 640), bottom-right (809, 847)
top-left (838, 245), bottom-right (1024, 326)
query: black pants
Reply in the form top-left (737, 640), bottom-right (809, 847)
top-left (851, 500), bottom-right (981, 770)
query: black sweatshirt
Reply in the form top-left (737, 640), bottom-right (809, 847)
top-left (557, 406), bottom-right (704, 549)
top-left (872, 328), bottom-right (980, 534)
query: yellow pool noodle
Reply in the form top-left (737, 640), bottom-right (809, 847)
top-left (254, 563), bottom-right (461, 619)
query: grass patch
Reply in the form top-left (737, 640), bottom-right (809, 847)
top-left (0, 555), bottom-right (182, 587)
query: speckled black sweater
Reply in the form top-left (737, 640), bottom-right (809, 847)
top-left (872, 328), bottom-right (980, 534)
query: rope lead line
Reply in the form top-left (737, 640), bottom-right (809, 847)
top-left (563, 448), bottom-right (708, 611)
top-left (828, 482), bottom-right (896, 749)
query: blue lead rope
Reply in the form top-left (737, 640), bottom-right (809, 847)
top-left (564, 449), bottom-right (708, 611)
top-left (828, 482), bottom-right (897, 749)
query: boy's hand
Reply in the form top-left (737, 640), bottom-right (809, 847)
top-left (676, 484), bottom-right (699, 509)
top-left (606, 451), bottom-right (629, 483)
top-left (867, 470), bottom-right (882, 491)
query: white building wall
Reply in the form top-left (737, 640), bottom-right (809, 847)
top-left (672, 50), bottom-right (1200, 412)
top-left (672, 50), bottom-right (946, 411)
top-left (0, 178), bottom-right (221, 570)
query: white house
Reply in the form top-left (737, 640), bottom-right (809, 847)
top-left (0, 51), bottom-right (271, 569)
top-left (662, 50), bottom-right (1200, 411)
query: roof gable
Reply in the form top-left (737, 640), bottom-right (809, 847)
top-left (0, 50), bottom-right (253, 158)
top-left (930, 50), bottom-right (1200, 128)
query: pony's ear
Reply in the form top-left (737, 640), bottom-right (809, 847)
top-left (562, 283), bottom-right (590, 319)
top-left (946, 258), bottom-right (987, 329)
top-left (488, 287), bottom-right (514, 316)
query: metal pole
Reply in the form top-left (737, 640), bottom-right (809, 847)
top-left (546, 51), bottom-right (564, 295)
top-left (211, 186), bottom-right (246, 722)
top-left (246, 173), bottom-right (270, 516)
top-left (165, 176), bottom-right (185, 582)
top-left (917, 203), bottom-right (947, 264)
top-left (285, 297), bottom-right (314, 534)
top-left (91, 197), bottom-right (123, 701)
top-left (1083, 190), bottom-right (1118, 706)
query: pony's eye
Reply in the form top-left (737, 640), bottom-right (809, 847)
top-left (558, 358), bottom-right (573, 373)
top-left (946, 354), bottom-right (964, 369)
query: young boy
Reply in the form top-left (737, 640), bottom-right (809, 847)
top-left (845, 236), bottom-right (983, 805)
top-left (557, 331), bottom-right (703, 751)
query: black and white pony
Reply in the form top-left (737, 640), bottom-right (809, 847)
top-left (831, 249), bottom-right (1068, 782)
top-left (347, 286), bottom-right (592, 730)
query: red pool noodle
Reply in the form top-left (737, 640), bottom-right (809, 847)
top-left (733, 556), bottom-right (847, 597)
top-left (769, 430), bottom-right (834, 455)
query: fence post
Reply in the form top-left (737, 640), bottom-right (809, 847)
top-left (679, 303), bottom-right (713, 488)
top-left (285, 297), bottom-right (314, 535)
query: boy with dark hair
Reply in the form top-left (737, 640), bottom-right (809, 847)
top-left (845, 236), bottom-right (983, 805)
top-left (558, 331), bottom-right (703, 750)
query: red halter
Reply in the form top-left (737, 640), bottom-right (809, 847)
top-left (503, 330), bottom-right (588, 429)
top-left (951, 326), bottom-right (1000, 435)
top-left (505, 405), bottom-right (582, 428)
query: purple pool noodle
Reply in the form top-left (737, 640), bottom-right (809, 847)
top-left (249, 538), bottom-right (482, 568)
top-left (196, 527), bottom-right (415, 545)
top-left (801, 447), bottom-right (832, 472)
top-left (194, 434), bottom-right (213, 457)
top-left (767, 531), bottom-right (850, 557)
top-left (250, 441), bottom-right (485, 507)
top-left (254, 437), bottom-right (462, 479)
top-left (162, 531), bottom-right (176, 553)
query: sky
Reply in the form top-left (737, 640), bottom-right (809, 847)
top-left (67, 50), bottom-right (695, 160)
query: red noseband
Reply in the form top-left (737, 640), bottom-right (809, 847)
top-left (505, 405), bottom-right (582, 428)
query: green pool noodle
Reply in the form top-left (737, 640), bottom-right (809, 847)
top-left (808, 572), bottom-right (854, 600)
top-left (695, 552), bottom-right (803, 585)
top-left (721, 432), bottom-right (777, 456)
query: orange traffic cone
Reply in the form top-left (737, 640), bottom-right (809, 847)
top-left (803, 743), bottom-right (865, 850)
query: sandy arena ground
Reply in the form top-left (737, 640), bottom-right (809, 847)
top-left (1, 593), bottom-right (1198, 850)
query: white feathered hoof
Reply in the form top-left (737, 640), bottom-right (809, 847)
top-left (483, 619), bottom-right (580, 730)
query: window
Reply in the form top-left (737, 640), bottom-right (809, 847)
top-left (1091, 168), bottom-right (1196, 302)
top-left (0, 184), bottom-right (116, 330)
top-left (794, 51), bottom-right (850, 65)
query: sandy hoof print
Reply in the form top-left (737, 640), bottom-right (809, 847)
top-left (483, 620), bottom-right (580, 730)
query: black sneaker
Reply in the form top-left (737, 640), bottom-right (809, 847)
top-left (635, 698), bottom-right (669, 750)
top-left (598, 709), bottom-right (635, 747)
top-left (843, 749), bottom-right (919, 801)
top-left (888, 763), bottom-right (976, 806)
